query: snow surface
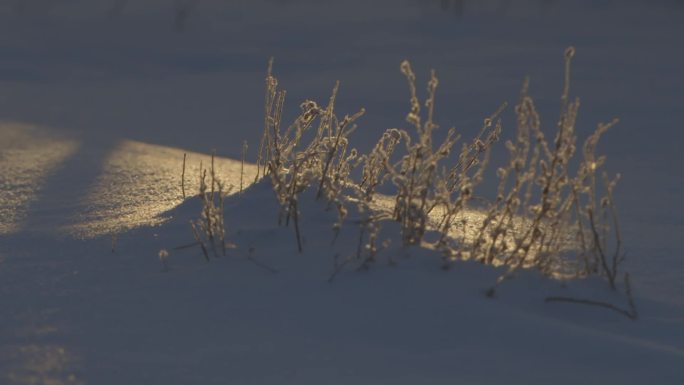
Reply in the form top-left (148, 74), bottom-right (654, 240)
top-left (2, 173), bottom-right (683, 384)
top-left (1, 1), bottom-right (684, 384)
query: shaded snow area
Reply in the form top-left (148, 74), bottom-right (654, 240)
top-left (2, 172), bottom-right (683, 384)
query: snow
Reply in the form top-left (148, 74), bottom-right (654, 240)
top-left (2, 175), bottom-right (683, 384)
top-left (2, 1), bottom-right (684, 384)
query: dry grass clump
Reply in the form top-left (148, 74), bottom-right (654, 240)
top-left (384, 61), bottom-right (507, 250)
top-left (350, 61), bottom-right (506, 270)
top-left (457, 48), bottom-right (624, 292)
top-left (190, 154), bottom-right (228, 260)
top-left (188, 48), bottom-right (630, 307)
top-left (254, 58), bottom-right (364, 252)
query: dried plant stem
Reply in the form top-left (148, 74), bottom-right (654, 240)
top-left (246, 256), bottom-right (279, 273)
top-left (111, 234), bottom-right (117, 253)
top-left (190, 221), bottom-right (210, 262)
top-left (624, 272), bottom-right (638, 318)
top-left (241, 140), bottom-right (247, 195)
top-left (210, 151), bottom-right (216, 199)
top-left (218, 180), bottom-right (226, 256)
top-left (181, 152), bottom-right (187, 199)
top-left (588, 208), bottom-right (617, 289)
top-left (328, 254), bottom-right (351, 283)
top-left (173, 241), bottom-right (200, 250)
top-left (545, 296), bottom-right (637, 320)
top-left (245, 248), bottom-right (279, 273)
top-left (256, 57), bottom-right (276, 181)
top-left (291, 198), bottom-right (303, 253)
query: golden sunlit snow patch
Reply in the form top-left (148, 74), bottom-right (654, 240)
top-left (0, 344), bottom-right (83, 385)
top-left (370, 192), bottom-right (578, 278)
top-left (68, 140), bottom-right (258, 238)
top-left (0, 122), bottom-right (80, 235)
top-left (0, 312), bottom-right (82, 385)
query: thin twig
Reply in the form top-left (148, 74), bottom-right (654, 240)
top-left (291, 198), bottom-right (303, 253)
top-left (111, 234), bottom-right (117, 254)
top-left (173, 241), bottom-right (200, 250)
top-left (190, 221), bottom-right (210, 262)
top-left (243, 247), bottom-right (278, 273)
top-left (545, 296), bottom-right (637, 320)
top-left (247, 256), bottom-right (279, 274)
top-left (624, 272), bottom-right (638, 319)
top-left (241, 140), bottom-right (248, 195)
top-left (588, 208), bottom-right (616, 289)
top-left (181, 153), bottom-right (187, 199)
top-left (328, 254), bottom-right (351, 283)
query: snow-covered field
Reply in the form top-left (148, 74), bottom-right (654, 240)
top-left (1, 1), bottom-right (683, 384)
